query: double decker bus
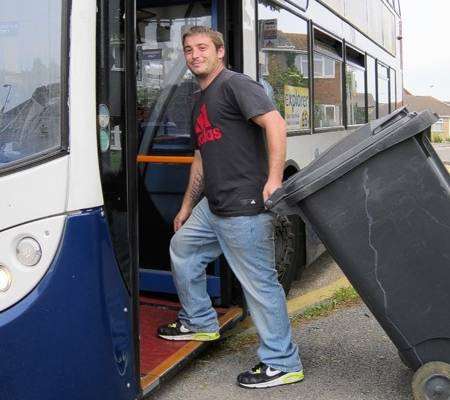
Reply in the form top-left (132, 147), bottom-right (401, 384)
top-left (0, 0), bottom-right (402, 398)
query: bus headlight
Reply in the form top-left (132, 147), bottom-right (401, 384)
top-left (0, 267), bottom-right (12, 292)
top-left (16, 237), bottom-right (42, 267)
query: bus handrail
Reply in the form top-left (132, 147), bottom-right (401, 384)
top-left (136, 155), bottom-right (194, 164)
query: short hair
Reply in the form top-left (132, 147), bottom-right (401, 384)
top-left (182, 26), bottom-right (225, 51)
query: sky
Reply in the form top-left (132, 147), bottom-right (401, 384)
top-left (402, 0), bottom-right (450, 101)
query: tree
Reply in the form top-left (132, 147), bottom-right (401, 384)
top-left (265, 52), bottom-right (308, 117)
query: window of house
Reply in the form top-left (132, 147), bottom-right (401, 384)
top-left (346, 47), bottom-right (366, 125)
top-left (314, 56), bottom-right (323, 77)
top-left (258, 2), bottom-right (310, 132)
top-left (294, 54), bottom-right (309, 77)
top-left (313, 29), bottom-right (343, 129)
top-left (325, 105), bottom-right (336, 122)
top-left (432, 119), bottom-right (444, 132)
top-left (314, 54), bottom-right (336, 78)
top-left (324, 57), bottom-right (336, 77)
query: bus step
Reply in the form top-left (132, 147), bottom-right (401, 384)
top-left (139, 294), bottom-right (242, 396)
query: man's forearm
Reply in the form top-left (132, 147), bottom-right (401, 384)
top-left (265, 118), bottom-right (287, 183)
top-left (182, 151), bottom-right (204, 210)
top-left (252, 110), bottom-right (287, 184)
top-left (186, 166), bottom-right (204, 206)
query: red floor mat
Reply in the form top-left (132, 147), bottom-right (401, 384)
top-left (139, 295), bottom-right (227, 376)
top-left (140, 302), bottom-right (185, 375)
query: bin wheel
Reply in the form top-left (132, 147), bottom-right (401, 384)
top-left (274, 214), bottom-right (304, 295)
top-left (412, 362), bottom-right (450, 400)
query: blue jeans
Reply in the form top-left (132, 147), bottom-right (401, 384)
top-left (170, 198), bottom-right (302, 372)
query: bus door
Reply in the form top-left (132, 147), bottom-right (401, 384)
top-left (134, 1), bottom-right (242, 395)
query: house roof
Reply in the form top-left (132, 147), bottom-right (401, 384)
top-left (282, 32), bottom-right (308, 51)
top-left (403, 92), bottom-right (450, 117)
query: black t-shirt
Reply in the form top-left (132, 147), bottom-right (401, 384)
top-left (191, 68), bottom-right (276, 216)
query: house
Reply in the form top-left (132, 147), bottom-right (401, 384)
top-left (403, 90), bottom-right (450, 140)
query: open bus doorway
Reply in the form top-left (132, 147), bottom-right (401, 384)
top-left (97, 0), bottom-right (243, 395)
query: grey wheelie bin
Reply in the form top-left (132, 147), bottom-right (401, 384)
top-left (267, 108), bottom-right (450, 400)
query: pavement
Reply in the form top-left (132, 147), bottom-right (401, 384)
top-left (433, 142), bottom-right (450, 164)
top-left (288, 252), bottom-right (345, 300)
top-left (147, 253), bottom-right (415, 400)
top-left (148, 305), bottom-right (412, 400)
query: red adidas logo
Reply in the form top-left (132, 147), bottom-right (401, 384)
top-left (194, 104), bottom-right (223, 147)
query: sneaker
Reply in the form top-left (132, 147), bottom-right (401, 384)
top-left (237, 362), bottom-right (304, 389)
top-left (157, 320), bottom-right (220, 341)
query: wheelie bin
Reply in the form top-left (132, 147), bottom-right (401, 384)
top-left (267, 107), bottom-right (450, 400)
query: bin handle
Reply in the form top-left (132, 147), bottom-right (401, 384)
top-left (372, 107), bottom-right (408, 135)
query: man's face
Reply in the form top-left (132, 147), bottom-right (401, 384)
top-left (183, 34), bottom-right (224, 78)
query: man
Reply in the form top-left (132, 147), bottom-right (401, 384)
top-left (157, 26), bottom-right (304, 389)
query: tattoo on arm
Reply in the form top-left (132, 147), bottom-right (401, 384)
top-left (189, 172), bottom-right (204, 204)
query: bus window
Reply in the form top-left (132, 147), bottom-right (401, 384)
top-left (367, 55), bottom-right (377, 121)
top-left (377, 62), bottom-right (389, 118)
top-left (313, 30), bottom-right (343, 129)
top-left (368, 0), bottom-right (383, 46)
top-left (137, 2), bottom-right (211, 156)
top-left (257, 1), bottom-right (310, 133)
top-left (344, 0), bottom-right (368, 34)
top-left (390, 68), bottom-right (396, 112)
top-left (382, 4), bottom-right (396, 55)
top-left (396, 70), bottom-right (403, 109)
top-left (345, 47), bottom-right (366, 126)
top-left (0, 1), bottom-right (63, 169)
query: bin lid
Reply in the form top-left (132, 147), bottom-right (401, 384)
top-left (267, 107), bottom-right (438, 215)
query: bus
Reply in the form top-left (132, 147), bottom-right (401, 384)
top-left (0, 0), bottom-right (402, 398)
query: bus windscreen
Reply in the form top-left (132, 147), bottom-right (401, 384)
top-left (0, 1), bottom-right (63, 169)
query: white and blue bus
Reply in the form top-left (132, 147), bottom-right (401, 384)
top-left (0, 0), bottom-right (402, 398)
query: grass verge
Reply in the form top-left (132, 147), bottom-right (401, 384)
top-left (291, 286), bottom-right (360, 325)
